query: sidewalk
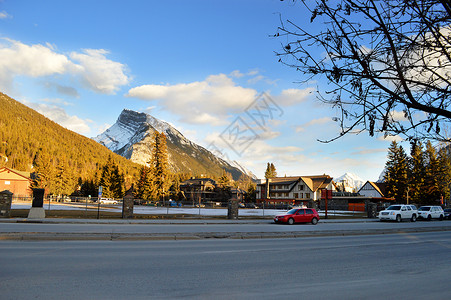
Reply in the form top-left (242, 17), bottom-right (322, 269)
top-left (0, 217), bottom-right (377, 225)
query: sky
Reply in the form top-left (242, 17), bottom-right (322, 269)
top-left (0, 0), bottom-right (400, 181)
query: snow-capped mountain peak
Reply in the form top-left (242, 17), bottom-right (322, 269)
top-left (93, 109), bottom-right (255, 180)
top-left (334, 172), bottom-right (365, 192)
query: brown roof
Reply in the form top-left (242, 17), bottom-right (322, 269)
top-left (0, 167), bottom-right (31, 180)
top-left (368, 181), bottom-right (386, 197)
top-left (260, 175), bottom-right (333, 192)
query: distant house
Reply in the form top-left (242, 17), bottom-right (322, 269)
top-left (0, 167), bottom-right (32, 197)
top-left (256, 175), bottom-right (334, 206)
top-left (180, 178), bottom-right (218, 203)
top-left (179, 178), bottom-right (246, 205)
top-left (358, 181), bottom-right (389, 199)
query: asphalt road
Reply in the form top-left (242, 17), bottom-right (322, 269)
top-left (1, 231), bottom-right (451, 299)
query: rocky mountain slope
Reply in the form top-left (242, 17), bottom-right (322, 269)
top-left (93, 109), bottom-right (255, 181)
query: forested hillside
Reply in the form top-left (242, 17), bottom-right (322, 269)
top-left (0, 93), bottom-right (141, 193)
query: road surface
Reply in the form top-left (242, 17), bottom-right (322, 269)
top-left (1, 231), bottom-right (450, 299)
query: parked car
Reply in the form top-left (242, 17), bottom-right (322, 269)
top-left (274, 208), bottom-right (320, 225)
top-left (417, 206), bottom-right (444, 221)
top-left (378, 204), bottom-right (418, 222)
top-left (99, 198), bottom-right (118, 205)
top-left (444, 208), bottom-right (451, 220)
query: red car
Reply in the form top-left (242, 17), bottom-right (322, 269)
top-left (274, 208), bottom-right (320, 225)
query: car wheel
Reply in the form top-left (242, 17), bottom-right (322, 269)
top-left (311, 217), bottom-right (318, 225)
top-left (396, 215), bottom-right (401, 222)
top-left (288, 218), bottom-right (295, 225)
top-left (427, 215), bottom-right (432, 221)
top-left (411, 214), bottom-right (417, 222)
top-left (439, 215), bottom-right (444, 221)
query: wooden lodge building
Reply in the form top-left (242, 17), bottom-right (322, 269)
top-left (0, 167), bottom-right (32, 197)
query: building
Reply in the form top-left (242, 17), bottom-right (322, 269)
top-left (358, 181), bottom-right (387, 198)
top-left (256, 175), bottom-right (334, 207)
top-left (0, 167), bottom-right (32, 197)
top-left (180, 178), bottom-right (219, 203)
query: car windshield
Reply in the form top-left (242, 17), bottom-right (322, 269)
top-left (386, 205), bottom-right (401, 210)
top-left (286, 209), bottom-right (299, 215)
top-left (418, 207), bottom-right (431, 211)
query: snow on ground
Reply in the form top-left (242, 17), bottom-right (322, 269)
top-left (11, 202), bottom-right (359, 217)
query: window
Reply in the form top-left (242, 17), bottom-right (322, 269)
top-left (294, 193), bottom-right (298, 198)
top-left (306, 209), bottom-right (313, 214)
top-left (297, 209), bottom-right (305, 215)
top-left (306, 193), bottom-right (310, 199)
top-left (5, 181), bottom-right (10, 185)
top-left (299, 193), bottom-right (303, 198)
top-left (298, 185), bottom-right (304, 191)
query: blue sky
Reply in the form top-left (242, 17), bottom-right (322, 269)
top-left (0, 0), bottom-right (398, 181)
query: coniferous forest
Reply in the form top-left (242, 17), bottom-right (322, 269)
top-left (384, 140), bottom-right (451, 205)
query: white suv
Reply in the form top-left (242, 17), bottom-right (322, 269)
top-left (417, 206), bottom-right (444, 221)
top-left (378, 204), bottom-right (418, 222)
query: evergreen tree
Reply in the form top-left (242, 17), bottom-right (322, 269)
top-left (424, 141), bottom-right (441, 204)
top-left (136, 166), bottom-right (156, 200)
top-left (218, 171), bottom-right (232, 188)
top-left (99, 156), bottom-right (125, 198)
top-left (54, 157), bottom-right (70, 196)
top-left (264, 162), bottom-right (277, 179)
top-left (245, 183), bottom-right (256, 203)
top-left (408, 141), bottom-right (425, 204)
top-left (169, 175), bottom-right (181, 201)
top-left (32, 149), bottom-right (54, 191)
top-left (384, 141), bottom-right (409, 203)
top-left (438, 146), bottom-right (451, 205)
top-left (150, 132), bottom-right (170, 203)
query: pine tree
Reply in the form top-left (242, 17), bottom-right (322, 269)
top-left (54, 157), bottom-right (70, 196)
top-left (408, 141), bottom-right (425, 204)
top-left (99, 156), bottom-right (125, 198)
top-left (32, 149), bottom-right (54, 191)
top-left (136, 166), bottom-right (156, 200)
top-left (150, 132), bottom-right (170, 203)
top-left (384, 141), bottom-right (408, 203)
top-left (424, 141), bottom-right (441, 204)
top-left (218, 171), bottom-right (232, 188)
top-left (438, 146), bottom-right (451, 205)
top-left (264, 162), bottom-right (277, 179)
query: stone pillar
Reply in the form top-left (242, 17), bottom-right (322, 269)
top-left (0, 190), bottom-right (13, 218)
top-left (28, 188), bottom-right (46, 219)
top-left (227, 199), bottom-right (239, 219)
top-left (122, 185), bottom-right (134, 219)
top-left (367, 202), bottom-right (378, 218)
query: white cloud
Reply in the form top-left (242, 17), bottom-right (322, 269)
top-left (127, 74), bottom-right (257, 125)
top-left (377, 135), bottom-right (404, 142)
top-left (26, 102), bottom-right (91, 134)
top-left (127, 73), bottom-right (313, 126)
top-left (0, 38), bottom-right (130, 95)
top-left (296, 117), bottom-right (333, 132)
top-left (0, 38), bottom-right (73, 79)
top-left (274, 88), bottom-right (314, 106)
top-left (229, 70), bottom-right (244, 78)
top-left (70, 49), bottom-right (130, 94)
top-left (0, 11), bottom-right (11, 19)
top-left (389, 110), bottom-right (407, 122)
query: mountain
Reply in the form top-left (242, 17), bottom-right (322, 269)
top-left (0, 92), bottom-right (141, 184)
top-left (334, 172), bottom-right (365, 192)
top-left (93, 109), bottom-right (255, 181)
